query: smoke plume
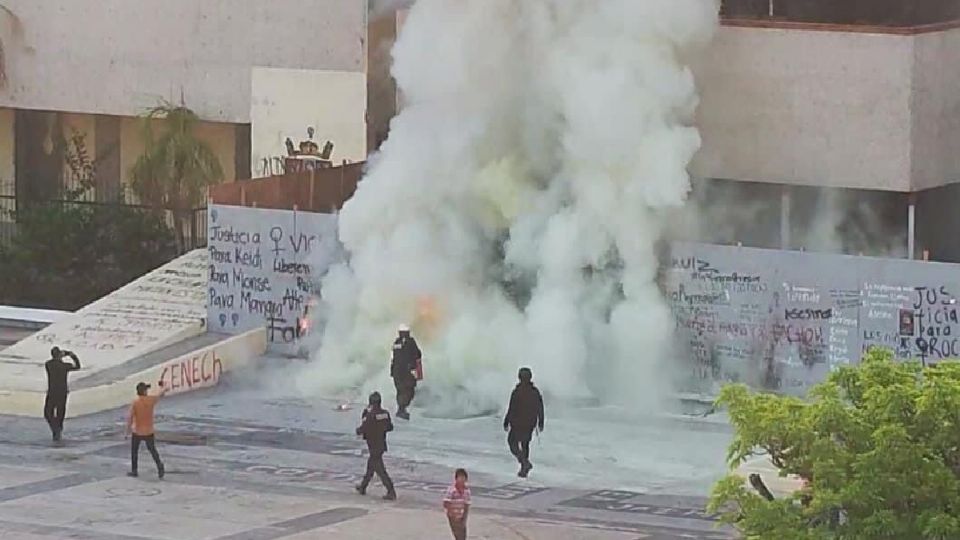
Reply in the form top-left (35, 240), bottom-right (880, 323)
top-left (300, 0), bottom-right (720, 417)
top-left (667, 181), bottom-right (907, 258)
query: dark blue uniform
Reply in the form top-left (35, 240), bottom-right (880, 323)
top-left (391, 336), bottom-right (421, 415)
top-left (356, 406), bottom-right (396, 497)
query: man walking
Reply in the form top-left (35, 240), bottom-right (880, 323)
top-left (390, 324), bottom-right (421, 420)
top-left (44, 347), bottom-right (81, 443)
top-left (125, 381), bottom-right (167, 479)
top-left (503, 367), bottom-right (544, 478)
top-left (355, 391), bottom-right (397, 500)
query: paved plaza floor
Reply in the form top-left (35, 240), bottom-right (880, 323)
top-left (0, 373), bottom-right (739, 539)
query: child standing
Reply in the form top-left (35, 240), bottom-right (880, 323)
top-left (443, 468), bottom-right (471, 540)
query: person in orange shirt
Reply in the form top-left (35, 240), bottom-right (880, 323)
top-left (125, 380), bottom-right (168, 478)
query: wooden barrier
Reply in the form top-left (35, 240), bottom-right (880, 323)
top-left (209, 162), bottom-right (364, 213)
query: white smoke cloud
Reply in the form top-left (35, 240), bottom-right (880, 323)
top-left (299, 0), bottom-right (720, 416)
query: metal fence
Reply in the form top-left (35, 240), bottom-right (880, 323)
top-left (0, 194), bottom-right (207, 252)
top-left (187, 205), bottom-right (208, 250)
top-left (0, 195), bottom-right (14, 249)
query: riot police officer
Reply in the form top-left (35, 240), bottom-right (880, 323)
top-left (390, 324), bottom-right (421, 420)
top-left (355, 391), bottom-right (397, 500)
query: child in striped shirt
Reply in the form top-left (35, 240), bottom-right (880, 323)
top-left (442, 468), bottom-right (471, 540)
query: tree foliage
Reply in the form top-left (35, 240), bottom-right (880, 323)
top-left (708, 348), bottom-right (960, 539)
top-left (129, 102), bottom-right (223, 252)
top-left (0, 203), bottom-right (176, 310)
top-left (0, 131), bottom-right (176, 310)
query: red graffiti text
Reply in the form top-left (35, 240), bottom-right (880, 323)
top-left (159, 351), bottom-right (223, 393)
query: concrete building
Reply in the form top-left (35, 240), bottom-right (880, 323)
top-left (0, 0), bottom-right (395, 221)
top-left (4, 1), bottom-right (958, 263)
top-left (691, 3), bottom-right (960, 261)
top-left (384, 2), bottom-right (960, 262)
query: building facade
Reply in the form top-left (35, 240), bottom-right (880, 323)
top-left (0, 0), bottom-right (388, 220)
top-left (4, 1), bottom-right (958, 263)
top-left (691, 2), bottom-right (960, 261)
top-left (387, 2), bottom-right (960, 262)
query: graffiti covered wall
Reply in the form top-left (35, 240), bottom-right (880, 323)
top-left (667, 242), bottom-right (960, 395)
top-left (206, 205), bottom-right (341, 355)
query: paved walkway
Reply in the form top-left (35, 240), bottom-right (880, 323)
top-left (0, 386), bottom-right (738, 539)
top-left (0, 466), bottom-right (721, 539)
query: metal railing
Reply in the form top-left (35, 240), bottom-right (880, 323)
top-left (0, 194), bottom-right (207, 251)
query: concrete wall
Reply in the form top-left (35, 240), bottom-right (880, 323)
top-left (0, 0), bottom-right (366, 123)
top-left (0, 327), bottom-right (267, 418)
top-left (668, 241), bottom-right (960, 396)
top-left (206, 204), bottom-right (341, 356)
top-left (250, 68), bottom-right (367, 178)
top-left (911, 28), bottom-right (960, 191)
top-left (692, 25), bottom-right (915, 191)
top-left (692, 25), bottom-right (960, 192)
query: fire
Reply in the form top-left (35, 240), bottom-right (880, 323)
top-left (299, 298), bottom-right (315, 336)
top-left (415, 296), bottom-right (442, 337)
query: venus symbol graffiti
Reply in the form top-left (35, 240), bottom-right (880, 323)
top-left (206, 205), bottom-right (342, 355)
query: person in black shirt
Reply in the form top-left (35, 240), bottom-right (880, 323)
top-left (44, 346), bottom-right (81, 442)
top-left (503, 367), bottom-right (544, 478)
top-left (390, 324), bottom-right (421, 420)
top-left (355, 391), bottom-right (397, 500)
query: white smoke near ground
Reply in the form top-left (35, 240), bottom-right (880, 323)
top-left (666, 182), bottom-right (908, 259)
top-left (793, 190), bottom-right (907, 257)
top-left (298, 0), bottom-right (720, 417)
top-left (665, 178), bottom-right (777, 247)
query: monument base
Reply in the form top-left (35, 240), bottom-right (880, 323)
top-left (0, 328), bottom-right (266, 418)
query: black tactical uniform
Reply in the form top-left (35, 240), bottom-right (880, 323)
top-left (503, 367), bottom-right (544, 478)
top-left (391, 329), bottom-right (421, 419)
top-left (356, 392), bottom-right (397, 500)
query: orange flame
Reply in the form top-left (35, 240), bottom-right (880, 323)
top-left (414, 296), bottom-right (442, 339)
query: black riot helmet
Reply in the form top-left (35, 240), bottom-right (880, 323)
top-left (368, 391), bottom-right (382, 407)
top-left (518, 367), bottom-right (533, 383)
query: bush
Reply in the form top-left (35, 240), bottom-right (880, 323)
top-left (709, 348), bottom-right (960, 539)
top-left (0, 202), bottom-right (177, 310)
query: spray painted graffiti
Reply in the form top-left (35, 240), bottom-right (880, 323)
top-left (206, 205), bottom-right (341, 355)
top-left (158, 350), bottom-right (223, 394)
top-left (668, 242), bottom-right (960, 394)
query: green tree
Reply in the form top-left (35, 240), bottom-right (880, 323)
top-left (0, 132), bottom-right (176, 310)
top-left (129, 102), bottom-right (223, 253)
top-left (708, 348), bottom-right (960, 539)
top-left (0, 202), bottom-right (177, 310)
